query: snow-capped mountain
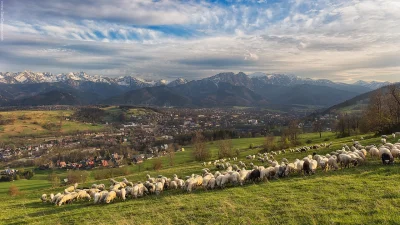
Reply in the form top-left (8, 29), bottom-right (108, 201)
top-left (353, 80), bottom-right (391, 90)
top-left (248, 72), bottom-right (339, 87)
top-left (0, 71), bottom-right (182, 88)
top-left (167, 78), bottom-right (188, 87)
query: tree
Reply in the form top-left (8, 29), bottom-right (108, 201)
top-left (312, 120), bottom-right (323, 138)
top-left (217, 139), bottom-right (233, 158)
top-left (192, 132), bottom-right (210, 161)
top-left (288, 120), bottom-right (300, 141)
top-left (167, 145), bottom-right (175, 166)
top-left (262, 135), bottom-right (276, 152)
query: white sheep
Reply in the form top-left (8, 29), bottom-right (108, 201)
top-left (64, 183), bottom-right (78, 194)
top-left (40, 194), bottom-right (47, 203)
top-left (104, 191), bottom-right (117, 204)
top-left (155, 181), bottom-right (164, 195)
top-left (116, 188), bottom-right (126, 201)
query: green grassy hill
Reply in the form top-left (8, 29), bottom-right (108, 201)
top-left (1, 133), bottom-right (399, 224)
top-left (0, 110), bottom-right (105, 140)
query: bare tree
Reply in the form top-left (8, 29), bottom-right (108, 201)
top-left (312, 120), bottom-right (323, 138)
top-left (192, 132), bottom-right (210, 161)
top-left (217, 139), bottom-right (233, 158)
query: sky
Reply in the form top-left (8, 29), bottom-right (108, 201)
top-left (1, 0), bottom-right (400, 82)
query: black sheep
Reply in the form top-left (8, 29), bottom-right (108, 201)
top-left (303, 160), bottom-right (312, 176)
top-left (278, 166), bottom-right (287, 178)
top-left (382, 153), bottom-right (394, 165)
top-left (248, 169), bottom-right (261, 182)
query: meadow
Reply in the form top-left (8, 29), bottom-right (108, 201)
top-left (0, 110), bottom-right (104, 141)
top-left (1, 132), bottom-right (399, 225)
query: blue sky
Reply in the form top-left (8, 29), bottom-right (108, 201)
top-left (1, 0), bottom-right (400, 82)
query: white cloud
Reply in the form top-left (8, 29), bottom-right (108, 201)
top-left (1, 0), bottom-right (400, 83)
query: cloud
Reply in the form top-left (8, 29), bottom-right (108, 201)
top-left (1, 0), bottom-right (399, 82)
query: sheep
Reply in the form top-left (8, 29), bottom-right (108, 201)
top-left (76, 190), bottom-right (91, 201)
top-left (277, 164), bottom-right (288, 178)
top-left (57, 192), bottom-right (78, 206)
top-left (169, 180), bottom-right (178, 190)
top-left (64, 183), bottom-right (78, 194)
top-left (369, 147), bottom-right (380, 158)
top-left (49, 193), bottom-right (55, 203)
top-left (146, 174), bottom-right (156, 183)
top-left (296, 160), bottom-right (305, 174)
top-left (381, 152), bottom-right (394, 165)
top-left (104, 191), bottom-right (117, 204)
top-left (207, 177), bottom-right (216, 189)
top-left (302, 160), bottom-right (313, 175)
top-left (338, 154), bottom-right (358, 169)
top-left (238, 169), bottom-right (250, 185)
top-left (202, 172), bottom-right (214, 189)
top-left (91, 184), bottom-right (105, 191)
top-left (328, 156), bottom-right (339, 170)
top-left (260, 167), bottom-right (275, 180)
top-left (99, 191), bottom-right (109, 203)
top-left (122, 178), bottom-right (134, 187)
top-left (40, 194), bottom-right (47, 203)
top-left (379, 147), bottom-right (391, 158)
top-left (51, 193), bottom-right (62, 204)
top-left (381, 138), bottom-right (387, 144)
top-left (247, 169), bottom-right (261, 183)
top-left (116, 188), bottom-right (126, 201)
top-left (155, 181), bottom-right (164, 195)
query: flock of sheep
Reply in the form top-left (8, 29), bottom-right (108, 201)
top-left (40, 134), bottom-right (400, 206)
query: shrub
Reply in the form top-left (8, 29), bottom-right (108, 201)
top-left (306, 139), bottom-right (313, 144)
top-left (249, 143), bottom-right (254, 149)
top-left (0, 176), bottom-right (12, 182)
top-left (48, 173), bottom-right (60, 188)
top-left (21, 170), bottom-right (34, 180)
top-left (93, 167), bottom-right (130, 180)
top-left (323, 138), bottom-right (330, 141)
top-left (42, 122), bottom-right (60, 131)
top-left (153, 159), bottom-right (163, 171)
top-left (192, 132), bottom-right (210, 161)
top-left (235, 148), bottom-right (240, 157)
top-left (218, 139), bottom-right (234, 158)
top-left (8, 184), bottom-right (20, 196)
top-left (66, 170), bottom-right (89, 184)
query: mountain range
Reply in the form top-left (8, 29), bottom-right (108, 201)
top-left (0, 71), bottom-right (392, 109)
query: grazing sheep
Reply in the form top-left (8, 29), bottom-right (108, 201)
top-left (99, 191), bottom-right (109, 203)
top-left (302, 160), bottom-right (313, 175)
top-left (382, 153), bottom-right (394, 165)
top-left (328, 156), bottom-right (339, 170)
top-left (155, 182), bottom-right (164, 195)
top-left (146, 174), bottom-right (156, 183)
top-left (105, 191), bottom-right (117, 204)
top-left (40, 194), bottom-right (47, 203)
top-left (247, 169), bottom-right (261, 183)
top-left (116, 188), bottom-right (126, 201)
top-left (338, 154), bottom-right (358, 169)
top-left (91, 184), bottom-right (105, 190)
top-left (64, 183), bottom-right (78, 194)
top-left (369, 147), bottom-right (380, 158)
top-left (207, 178), bottom-right (216, 189)
top-left (76, 190), bottom-right (91, 201)
top-left (169, 180), bottom-right (178, 190)
top-left (57, 192), bottom-right (78, 206)
top-left (122, 178), bottom-right (134, 187)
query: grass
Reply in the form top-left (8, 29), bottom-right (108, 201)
top-left (1, 133), bottom-right (399, 224)
top-left (0, 110), bottom-right (104, 140)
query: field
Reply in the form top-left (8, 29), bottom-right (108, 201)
top-left (0, 110), bottom-right (104, 140)
top-left (1, 133), bottom-right (400, 225)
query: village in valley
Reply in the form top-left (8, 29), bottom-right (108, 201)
top-left (0, 106), bottom-right (335, 171)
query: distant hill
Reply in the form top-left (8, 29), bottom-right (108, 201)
top-left (0, 71), bottom-right (393, 109)
top-left (8, 90), bottom-right (99, 106)
top-left (104, 82), bottom-right (267, 107)
top-left (323, 83), bottom-right (400, 114)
